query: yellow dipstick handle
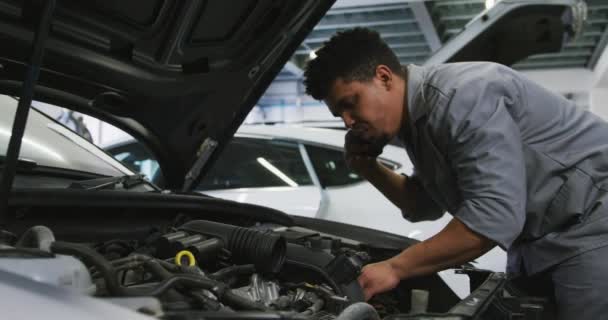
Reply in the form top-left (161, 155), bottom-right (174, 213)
top-left (175, 250), bottom-right (196, 267)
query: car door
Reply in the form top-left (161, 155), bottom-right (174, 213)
top-left (198, 137), bottom-right (323, 218)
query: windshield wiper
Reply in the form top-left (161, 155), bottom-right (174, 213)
top-left (68, 174), bottom-right (160, 191)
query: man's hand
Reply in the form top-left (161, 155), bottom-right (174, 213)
top-left (346, 154), bottom-right (378, 179)
top-left (357, 260), bottom-right (401, 301)
top-left (357, 219), bottom-right (495, 301)
top-left (344, 130), bottom-right (384, 178)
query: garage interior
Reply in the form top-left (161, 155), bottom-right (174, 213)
top-left (2, 0), bottom-right (607, 318)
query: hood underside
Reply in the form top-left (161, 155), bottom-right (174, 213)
top-left (0, 0), bottom-right (333, 189)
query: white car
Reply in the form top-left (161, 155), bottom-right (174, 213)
top-left (107, 125), bottom-right (447, 241)
top-left (207, 125), bottom-right (444, 239)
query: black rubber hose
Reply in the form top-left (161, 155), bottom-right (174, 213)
top-left (300, 296), bottom-right (324, 315)
top-left (51, 241), bottom-right (267, 311)
top-left (130, 275), bottom-right (213, 296)
top-left (210, 264), bottom-right (256, 280)
top-left (180, 220), bottom-right (286, 274)
top-left (190, 292), bottom-right (222, 311)
top-left (91, 254), bottom-right (178, 280)
top-left (143, 258), bottom-right (174, 280)
top-left (15, 226), bottom-right (55, 251)
top-left (52, 242), bottom-right (176, 296)
top-left (50, 241), bottom-right (123, 295)
top-left (139, 274), bottom-right (267, 310)
top-left (136, 274), bottom-right (267, 311)
top-left (111, 254), bottom-right (180, 272)
top-left (222, 291), bottom-right (268, 311)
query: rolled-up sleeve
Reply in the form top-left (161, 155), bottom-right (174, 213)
top-left (445, 80), bottom-right (527, 250)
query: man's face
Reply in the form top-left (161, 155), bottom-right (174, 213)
top-left (324, 69), bottom-right (402, 145)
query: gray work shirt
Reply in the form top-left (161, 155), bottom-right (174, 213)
top-left (401, 62), bottom-right (608, 277)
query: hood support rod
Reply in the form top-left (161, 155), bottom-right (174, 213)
top-left (0, 0), bottom-right (56, 225)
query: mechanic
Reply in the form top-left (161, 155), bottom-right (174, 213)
top-left (303, 28), bottom-right (608, 319)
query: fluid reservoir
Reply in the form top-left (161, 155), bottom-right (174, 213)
top-left (0, 246), bottom-right (95, 294)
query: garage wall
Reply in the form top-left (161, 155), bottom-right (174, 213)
top-left (506, 43), bottom-right (608, 121)
top-left (520, 68), bottom-right (593, 110)
top-left (519, 69), bottom-right (594, 97)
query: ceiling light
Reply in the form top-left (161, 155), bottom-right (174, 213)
top-left (309, 50), bottom-right (317, 59)
top-left (485, 0), bottom-right (496, 9)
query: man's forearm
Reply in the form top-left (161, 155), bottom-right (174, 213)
top-left (363, 161), bottom-right (417, 213)
top-left (387, 218), bottom-right (495, 279)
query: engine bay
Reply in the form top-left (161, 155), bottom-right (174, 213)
top-left (0, 216), bottom-right (461, 319)
top-left (0, 190), bottom-right (553, 319)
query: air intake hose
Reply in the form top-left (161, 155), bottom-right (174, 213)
top-left (180, 220), bottom-right (286, 274)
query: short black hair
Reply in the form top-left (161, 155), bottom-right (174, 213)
top-left (304, 28), bottom-right (404, 100)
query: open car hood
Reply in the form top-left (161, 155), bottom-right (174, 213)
top-left (0, 0), bottom-right (585, 190)
top-left (0, 0), bottom-right (333, 189)
top-left (425, 0), bottom-right (586, 66)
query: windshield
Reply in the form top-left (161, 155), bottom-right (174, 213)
top-left (0, 94), bottom-right (132, 178)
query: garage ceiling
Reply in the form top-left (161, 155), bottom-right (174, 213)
top-left (280, 0), bottom-right (608, 79)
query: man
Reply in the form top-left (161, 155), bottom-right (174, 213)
top-left (303, 28), bottom-right (608, 319)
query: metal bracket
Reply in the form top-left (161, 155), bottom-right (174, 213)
top-left (182, 138), bottom-right (218, 192)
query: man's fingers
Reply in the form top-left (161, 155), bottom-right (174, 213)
top-left (358, 275), bottom-right (373, 301)
top-left (357, 273), bottom-right (368, 288)
top-left (362, 285), bottom-right (375, 301)
top-left (346, 143), bottom-right (373, 155)
top-left (346, 154), bottom-right (372, 161)
top-left (345, 155), bottom-right (374, 172)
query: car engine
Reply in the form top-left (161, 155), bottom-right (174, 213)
top-left (0, 200), bottom-right (555, 320)
top-left (0, 219), bottom-right (434, 320)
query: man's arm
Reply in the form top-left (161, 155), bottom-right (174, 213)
top-left (344, 128), bottom-right (444, 221)
top-left (346, 151), bottom-right (444, 221)
top-left (358, 217), bottom-right (494, 300)
top-left (359, 159), bottom-right (407, 208)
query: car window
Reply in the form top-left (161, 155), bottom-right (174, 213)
top-left (305, 145), bottom-right (364, 187)
top-left (106, 136), bottom-right (314, 190)
top-left (108, 142), bottom-right (162, 183)
top-left (305, 144), bottom-right (400, 187)
top-left (0, 95), bottom-right (131, 178)
top-left (198, 138), bottom-right (313, 190)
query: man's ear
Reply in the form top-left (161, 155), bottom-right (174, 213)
top-left (376, 65), bottom-right (392, 90)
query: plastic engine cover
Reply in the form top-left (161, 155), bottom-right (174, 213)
top-left (0, 249), bottom-right (95, 294)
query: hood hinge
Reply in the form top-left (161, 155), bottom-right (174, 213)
top-left (182, 137), bottom-right (218, 192)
